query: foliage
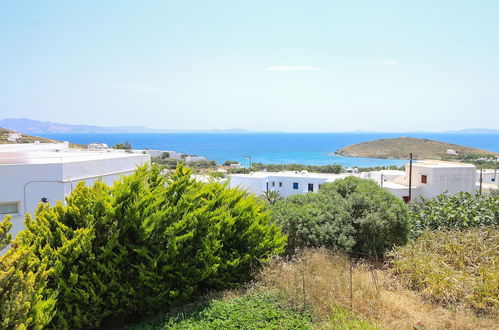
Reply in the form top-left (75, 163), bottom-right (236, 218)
top-left (0, 216), bottom-right (12, 250)
top-left (259, 248), bottom-right (493, 329)
top-left (208, 171), bottom-right (225, 179)
top-left (271, 193), bottom-right (354, 254)
top-left (161, 151), bottom-right (170, 158)
top-left (251, 162), bottom-right (343, 174)
top-left (124, 293), bottom-right (313, 329)
top-left (10, 164), bottom-right (285, 329)
top-left (262, 189), bottom-right (282, 205)
top-left (389, 227), bottom-right (499, 314)
top-left (271, 177), bottom-right (411, 256)
top-left (0, 217), bottom-right (56, 330)
top-left (410, 192), bottom-right (499, 235)
top-left (113, 141), bottom-right (132, 149)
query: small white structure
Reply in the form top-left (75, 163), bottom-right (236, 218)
top-left (0, 144), bottom-right (150, 239)
top-left (378, 161), bottom-right (476, 202)
top-left (229, 171), bottom-right (358, 197)
top-left (446, 149), bottom-right (458, 156)
top-left (229, 163), bottom-right (243, 169)
top-left (88, 142), bottom-right (109, 150)
top-left (7, 133), bottom-right (22, 142)
top-left (131, 149), bottom-right (182, 159)
top-left (185, 156), bottom-right (207, 163)
top-left (477, 169), bottom-right (498, 194)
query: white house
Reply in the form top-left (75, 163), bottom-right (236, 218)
top-left (374, 161), bottom-right (477, 202)
top-left (7, 133), bottom-right (22, 142)
top-left (229, 171), bottom-right (358, 197)
top-left (88, 142), bottom-right (109, 150)
top-left (229, 160), bottom-right (477, 202)
top-left (0, 145), bottom-right (150, 239)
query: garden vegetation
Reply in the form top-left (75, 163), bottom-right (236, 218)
top-left (0, 165), bottom-right (284, 329)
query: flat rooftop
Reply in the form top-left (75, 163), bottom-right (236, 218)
top-left (230, 171), bottom-right (358, 180)
top-left (413, 160), bottom-right (476, 168)
top-left (0, 150), bottom-right (149, 165)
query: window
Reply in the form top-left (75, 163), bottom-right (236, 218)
top-left (308, 183), bottom-right (314, 192)
top-left (421, 175), bottom-right (427, 184)
top-left (402, 196), bottom-right (410, 203)
top-left (0, 202), bottom-right (19, 215)
top-left (279, 182), bottom-right (283, 187)
top-left (293, 182), bottom-right (299, 190)
top-left (492, 178), bottom-right (496, 183)
top-left (272, 181), bottom-right (275, 187)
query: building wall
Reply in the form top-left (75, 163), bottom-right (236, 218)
top-left (409, 165), bottom-right (476, 198)
top-left (229, 175), bottom-right (329, 197)
top-left (0, 153), bottom-right (150, 240)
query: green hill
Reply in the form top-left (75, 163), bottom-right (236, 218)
top-left (335, 137), bottom-right (498, 160)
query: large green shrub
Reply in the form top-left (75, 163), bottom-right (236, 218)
top-left (270, 193), bottom-right (354, 254)
top-left (0, 217), bottom-right (56, 330)
top-left (410, 192), bottom-right (499, 235)
top-left (8, 164), bottom-right (284, 329)
top-left (271, 177), bottom-right (411, 256)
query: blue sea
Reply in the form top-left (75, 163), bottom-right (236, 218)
top-left (40, 133), bottom-right (499, 167)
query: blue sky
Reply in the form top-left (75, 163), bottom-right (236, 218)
top-left (1, 1), bottom-right (498, 132)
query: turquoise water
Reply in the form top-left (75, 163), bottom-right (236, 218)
top-left (40, 132), bottom-right (499, 167)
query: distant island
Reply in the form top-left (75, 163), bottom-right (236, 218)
top-left (335, 137), bottom-right (498, 160)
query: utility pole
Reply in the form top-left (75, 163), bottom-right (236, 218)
top-left (408, 153), bottom-right (413, 202)
top-left (243, 155), bottom-right (252, 169)
top-left (479, 168), bottom-right (483, 195)
top-left (380, 173), bottom-right (384, 188)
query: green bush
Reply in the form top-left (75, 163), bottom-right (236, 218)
top-left (124, 292), bottom-right (313, 329)
top-left (271, 177), bottom-right (411, 256)
top-left (410, 192), bottom-right (499, 235)
top-left (6, 164), bottom-right (285, 329)
top-left (0, 217), bottom-right (56, 330)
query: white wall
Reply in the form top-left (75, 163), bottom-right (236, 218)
top-left (0, 153), bottom-right (150, 240)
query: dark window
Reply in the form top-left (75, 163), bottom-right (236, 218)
top-left (279, 182), bottom-right (283, 187)
top-left (272, 181), bottom-right (275, 187)
top-left (421, 175), bottom-right (427, 184)
top-left (402, 196), bottom-right (410, 203)
top-left (293, 182), bottom-right (299, 190)
top-left (308, 183), bottom-right (314, 192)
top-left (492, 178), bottom-right (495, 182)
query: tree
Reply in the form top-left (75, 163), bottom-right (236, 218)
top-left (6, 164), bottom-right (285, 329)
top-left (113, 141), bottom-right (132, 150)
top-left (0, 217), bottom-right (56, 329)
top-left (263, 190), bottom-right (282, 205)
top-left (271, 177), bottom-right (411, 257)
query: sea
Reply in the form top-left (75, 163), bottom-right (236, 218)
top-left (40, 133), bottom-right (499, 168)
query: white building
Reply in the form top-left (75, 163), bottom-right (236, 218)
top-left (7, 132), bottom-right (22, 142)
top-left (88, 142), bottom-right (109, 150)
top-left (229, 160), bottom-right (477, 202)
top-left (229, 171), bottom-right (358, 197)
top-left (0, 145), bottom-right (150, 239)
top-left (372, 161), bottom-right (477, 202)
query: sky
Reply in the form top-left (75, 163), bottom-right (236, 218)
top-left (1, 0), bottom-right (498, 132)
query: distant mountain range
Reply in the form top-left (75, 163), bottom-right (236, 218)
top-left (0, 118), bottom-right (498, 134)
top-left (0, 118), bottom-right (250, 134)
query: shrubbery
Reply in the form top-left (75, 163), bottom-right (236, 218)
top-left (389, 227), bottom-right (499, 313)
top-left (1, 165), bottom-right (285, 329)
top-left (410, 192), bottom-right (499, 235)
top-left (271, 177), bottom-right (411, 256)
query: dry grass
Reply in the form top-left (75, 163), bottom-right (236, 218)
top-left (258, 249), bottom-right (498, 329)
top-left (389, 228), bottom-right (499, 314)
